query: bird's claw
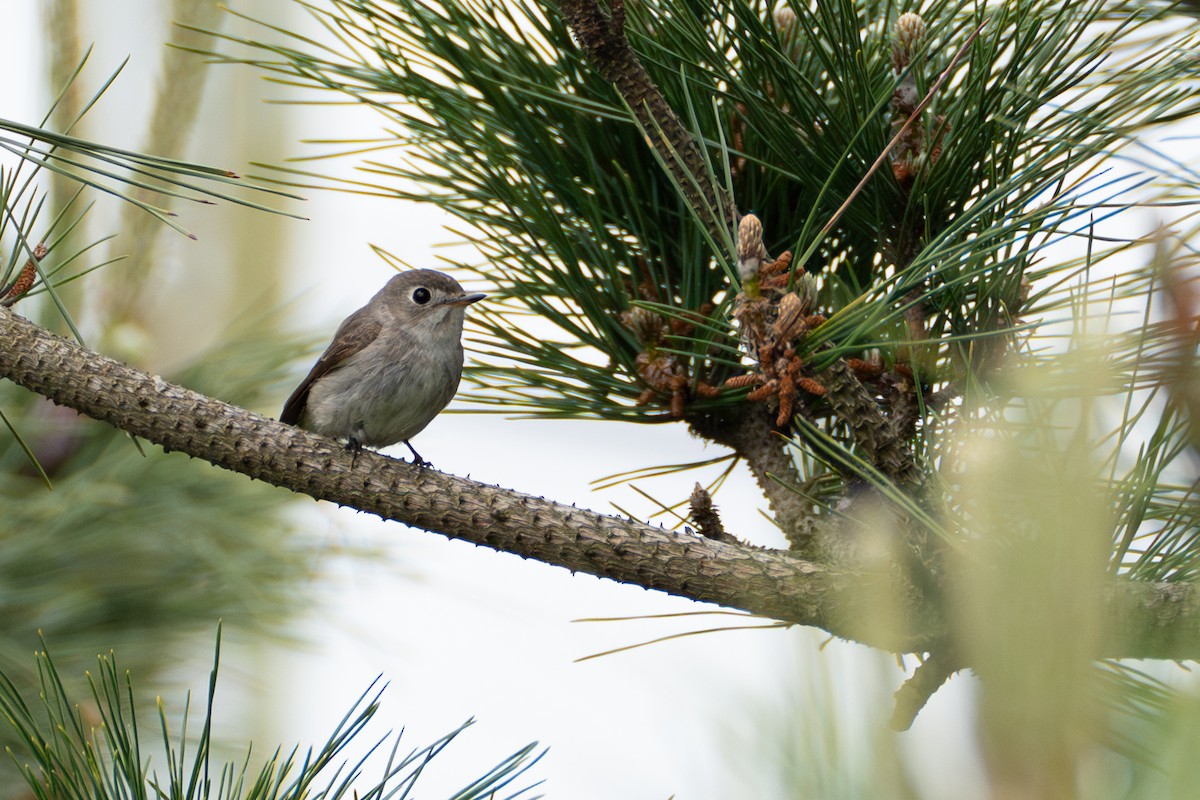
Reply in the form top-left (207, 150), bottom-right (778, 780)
top-left (403, 440), bottom-right (431, 469)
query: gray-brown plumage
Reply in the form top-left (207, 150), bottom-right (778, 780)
top-left (281, 269), bottom-right (484, 466)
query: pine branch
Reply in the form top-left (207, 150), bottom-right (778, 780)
top-left (889, 650), bottom-right (962, 731)
top-left (820, 357), bottom-right (922, 485)
top-left (2, 305), bottom-right (1199, 662)
top-left (551, 0), bottom-right (733, 245)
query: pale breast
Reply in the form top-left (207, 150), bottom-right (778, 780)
top-left (302, 332), bottom-right (463, 447)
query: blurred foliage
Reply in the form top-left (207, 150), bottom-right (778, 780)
top-left (0, 633), bottom-right (545, 800)
top-left (0, 7), bottom-right (323, 798)
top-left (724, 640), bottom-right (920, 799)
top-left (0, 323), bottom-right (324, 794)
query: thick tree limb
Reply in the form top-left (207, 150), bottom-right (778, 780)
top-left (2, 305), bottom-right (1200, 663)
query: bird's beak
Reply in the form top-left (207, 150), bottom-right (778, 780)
top-left (446, 292), bottom-right (487, 307)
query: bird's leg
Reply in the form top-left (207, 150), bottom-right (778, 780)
top-left (403, 440), bottom-right (431, 468)
top-left (346, 425), bottom-right (366, 465)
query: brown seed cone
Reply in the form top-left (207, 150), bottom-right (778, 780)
top-left (722, 372), bottom-right (760, 390)
top-left (746, 383), bottom-right (776, 402)
top-left (798, 376), bottom-right (827, 397)
top-left (1, 243), bottom-right (47, 307)
top-left (846, 357), bottom-right (884, 380)
top-left (622, 306), bottom-right (666, 346)
top-left (689, 483), bottom-right (739, 544)
top-left (760, 250), bottom-right (793, 279)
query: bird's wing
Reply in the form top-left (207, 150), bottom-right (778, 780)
top-left (280, 308), bottom-right (383, 425)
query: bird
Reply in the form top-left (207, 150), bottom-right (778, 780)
top-left (280, 269), bottom-right (485, 466)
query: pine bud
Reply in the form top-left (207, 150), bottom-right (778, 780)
top-left (893, 12), bottom-right (927, 71)
top-left (621, 306), bottom-right (666, 346)
top-left (774, 7), bottom-right (799, 54)
top-left (737, 213), bottom-right (770, 281)
top-left (798, 272), bottom-right (818, 310)
top-left (897, 13), bottom-right (926, 51)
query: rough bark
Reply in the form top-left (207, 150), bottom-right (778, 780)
top-left (551, 0), bottom-right (733, 244)
top-left (2, 305), bottom-right (1199, 662)
top-left (820, 357), bottom-right (922, 484)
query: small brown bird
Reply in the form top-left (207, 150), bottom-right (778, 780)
top-left (280, 269), bottom-right (485, 466)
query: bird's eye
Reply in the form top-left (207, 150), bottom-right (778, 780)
top-left (412, 287), bottom-right (432, 304)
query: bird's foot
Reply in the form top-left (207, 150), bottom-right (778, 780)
top-left (403, 440), bottom-right (431, 469)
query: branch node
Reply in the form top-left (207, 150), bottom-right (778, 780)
top-left (889, 650), bottom-right (961, 731)
top-left (689, 482), bottom-right (739, 545)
